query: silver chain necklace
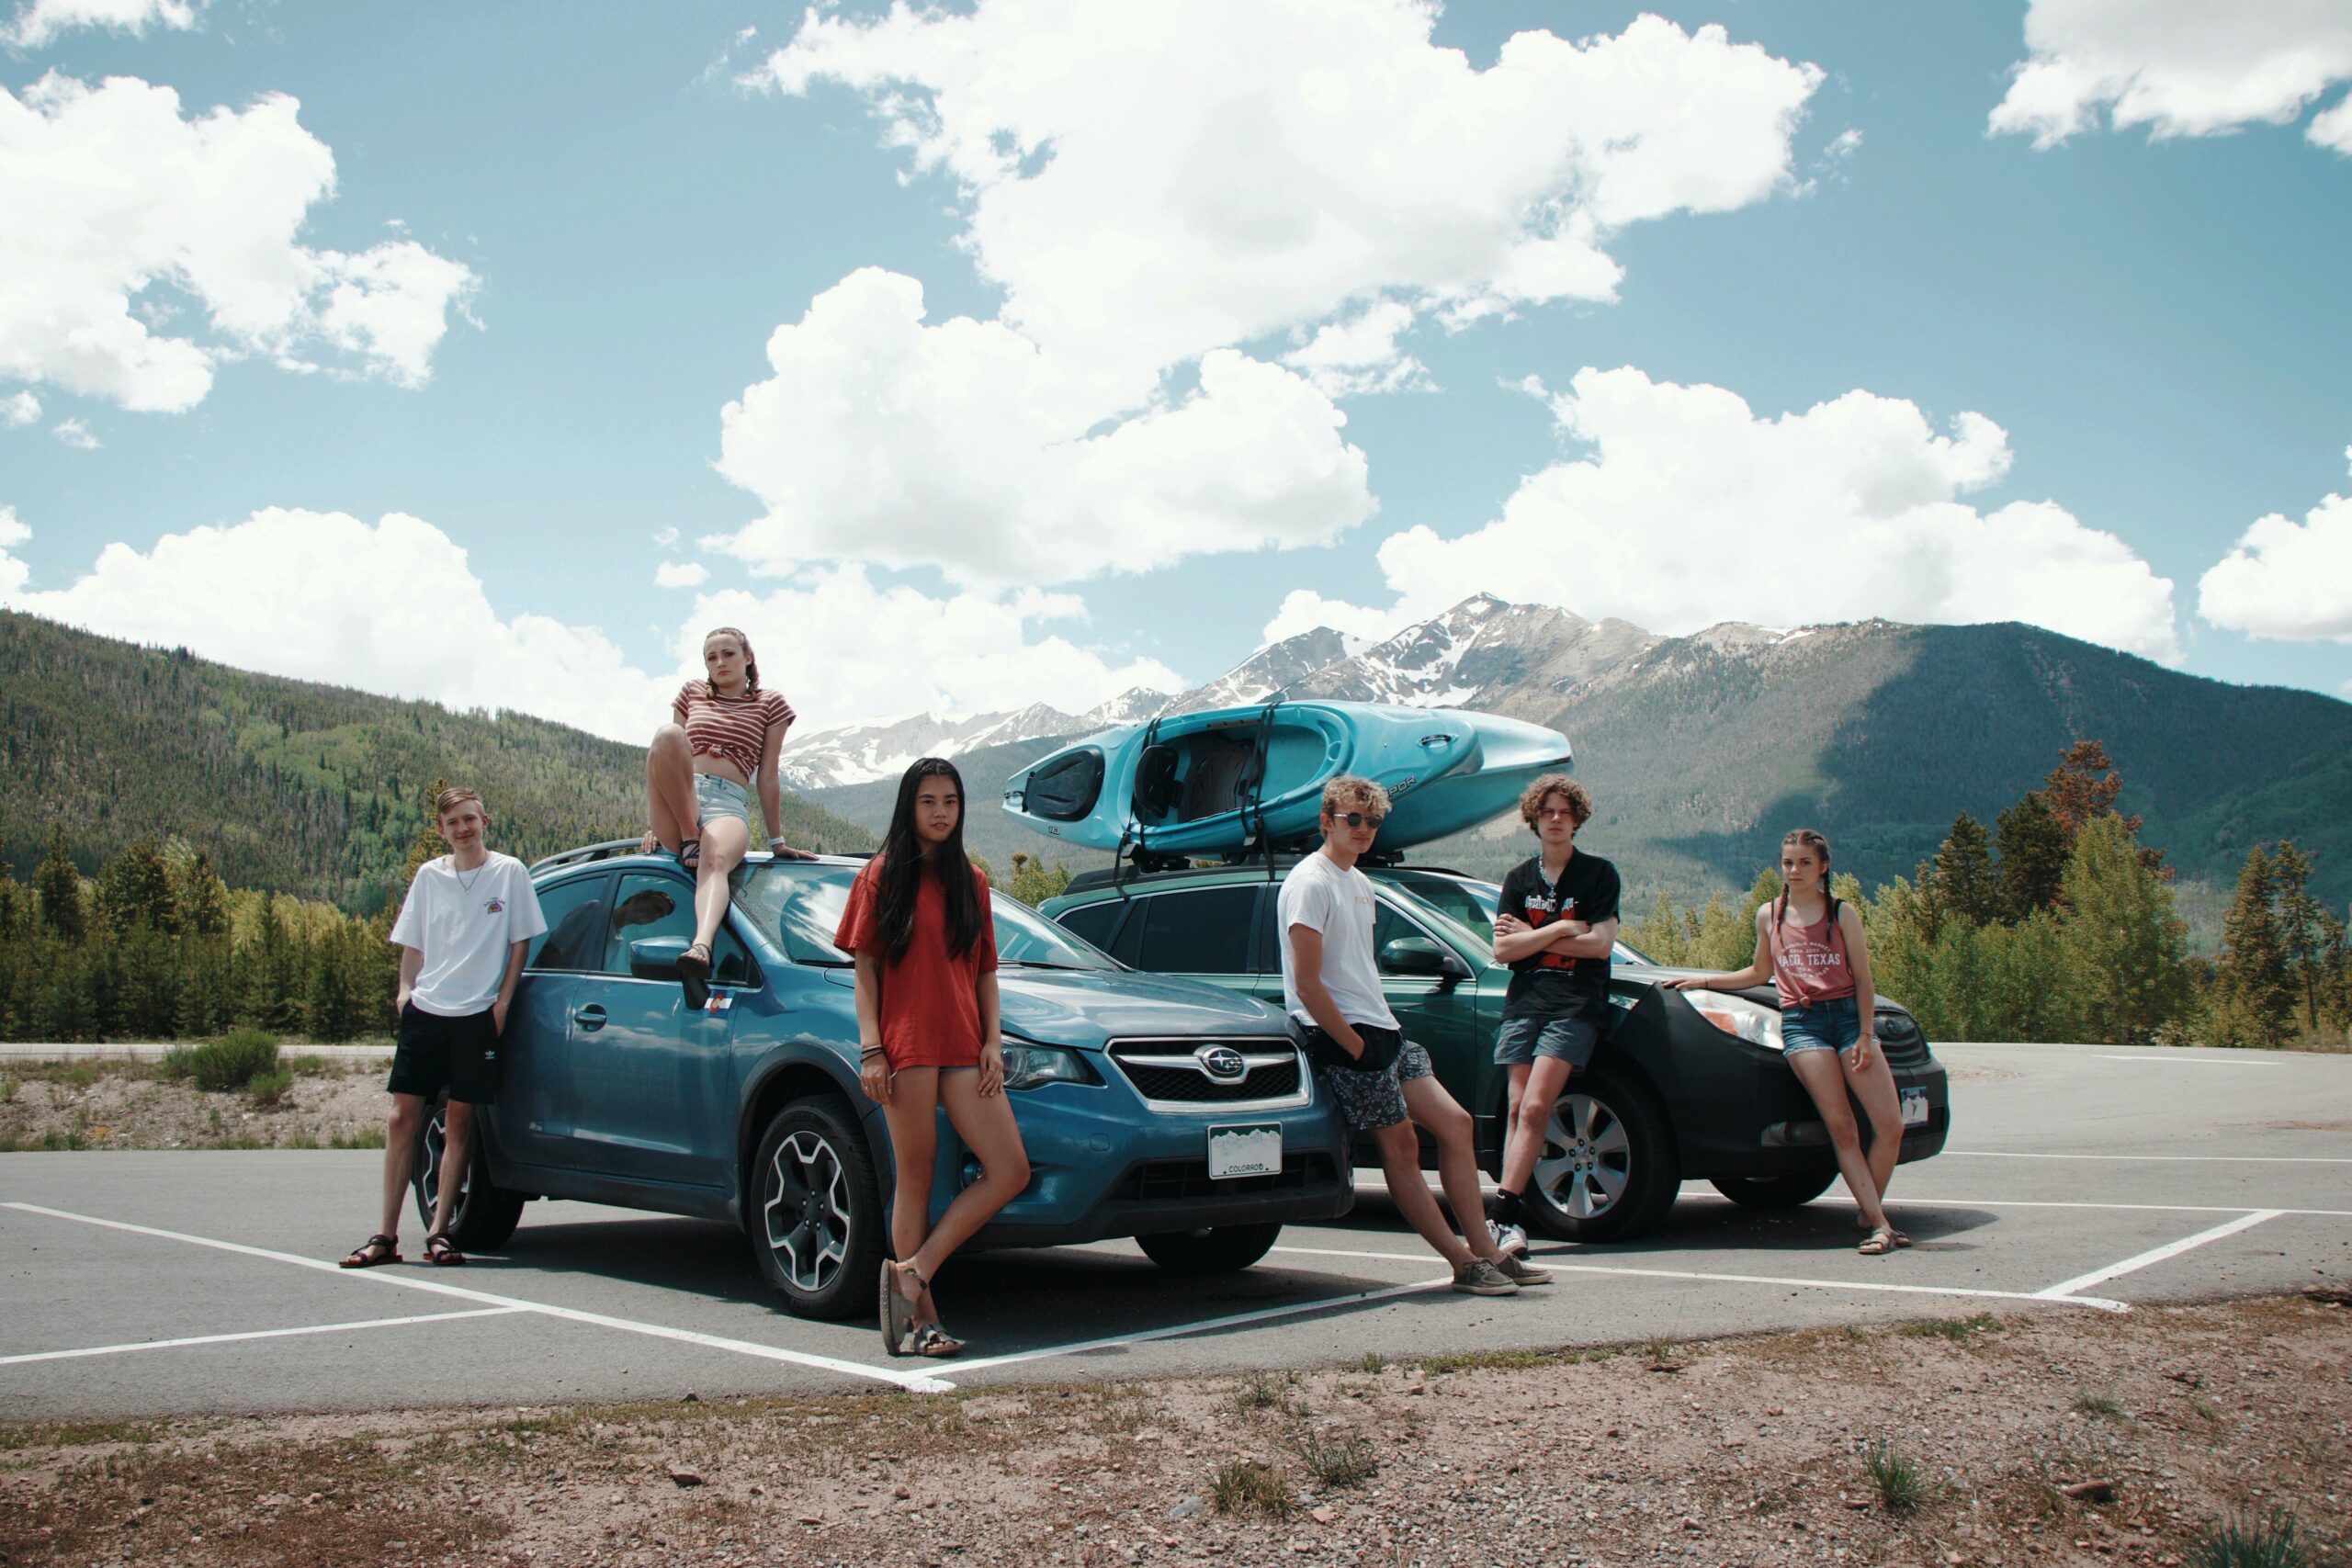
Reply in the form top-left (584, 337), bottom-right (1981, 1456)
top-left (452, 856), bottom-right (491, 894)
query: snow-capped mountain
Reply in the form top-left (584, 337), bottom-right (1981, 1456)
top-left (1073, 686), bottom-right (1173, 730)
top-left (1164, 627), bottom-right (1353, 715)
top-left (776, 702), bottom-right (1083, 790)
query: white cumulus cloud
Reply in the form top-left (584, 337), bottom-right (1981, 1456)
top-left (5, 0), bottom-right (194, 49)
top-left (653, 560), bottom-right (709, 590)
top-left (2199, 470), bottom-right (2352, 642)
top-left (2, 390), bottom-right (38, 426)
top-left (1368, 367), bottom-right (2182, 663)
top-left (1261, 588), bottom-right (1408, 649)
top-left (1990, 0), bottom-right (2352, 153)
top-left (763, 3), bottom-right (1826, 396)
top-left (710, 267), bottom-right (1373, 586)
top-left (1, 73), bottom-right (479, 412)
top-left (1281, 301), bottom-right (1430, 399)
top-left (51, 416), bottom-right (96, 448)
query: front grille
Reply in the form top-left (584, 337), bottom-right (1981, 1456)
top-left (1108, 1039), bottom-right (1305, 1107)
top-left (1874, 1011), bottom-right (1930, 1070)
top-left (1109, 1152), bottom-right (1341, 1202)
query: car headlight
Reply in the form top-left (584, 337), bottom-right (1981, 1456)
top-left (1000, 1042), bottom-right (1100, 1090)
top-left (1679, 988), bottom-right (1783, 1050)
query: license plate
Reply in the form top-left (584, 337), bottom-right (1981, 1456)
top-left (1207, 1122), bottom-right (1283, 1179)
top-left (1900, 1088), bottom-right (1929, 1129)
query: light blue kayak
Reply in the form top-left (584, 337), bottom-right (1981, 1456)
top-left (1001, 700), bottom-right (1573, 857)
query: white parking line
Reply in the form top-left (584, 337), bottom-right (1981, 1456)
top-left (1270, 1245), bottom-right (2131, 1313)
top-left (0, 1307), bottom-right (525, 1366)
top-left (1828, 1196), bottom-right (2352, 1217)
top-left (2, 1202), bottom-right (949, 1393)
top-left (1945, 1150), bottom-right (2352, 1164)
top-left (2035, 1210), bottom-right (2284, 1300)
top-left (2094, 1055), bottom-right (2278, 1066)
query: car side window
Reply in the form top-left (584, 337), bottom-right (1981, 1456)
top-left (1055, 900), bottom-right (1124, 953)
top-left (528, 874), bottom-right (608, 972)
top-left (1133, 886), bottom-right (1259, 975)
top-left (605, 871), bottom-right (753, 986)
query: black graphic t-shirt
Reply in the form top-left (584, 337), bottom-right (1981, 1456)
top-left (1498, 852), bottom-right (1621, 1021)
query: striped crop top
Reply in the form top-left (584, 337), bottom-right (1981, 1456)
top-left (673, 682), bottom-right (796, 781)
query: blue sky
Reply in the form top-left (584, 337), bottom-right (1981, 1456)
top-left (4, 0), bottom-right (2349, 743)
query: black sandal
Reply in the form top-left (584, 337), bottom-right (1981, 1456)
top-left (676, 942), bottom-right (712, 1010)
top-left (675, 838), bottom-right (701, 870)
top-left (424, 1232), bottom-right (465, 1267)
top-left (339, 1234), bottom-right (401, 1269)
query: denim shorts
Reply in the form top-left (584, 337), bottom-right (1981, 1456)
top-left (1494, 1014), bottom-right (1598, 1069)
top-left (1312, 1040), bottom-right (1434, 1133)
top-left (1781, 995), bottom-right (1860, 1058)
top-left (695, 771), bottom-right (751, 825)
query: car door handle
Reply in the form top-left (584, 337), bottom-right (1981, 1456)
top-left (573, 1005), bottom-right (607, 1031)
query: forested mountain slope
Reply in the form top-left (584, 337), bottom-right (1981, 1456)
top-left (0, 613), bottom-right (874, 912)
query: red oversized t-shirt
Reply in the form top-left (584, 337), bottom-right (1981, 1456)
top-left (832, 856), bottom-right (1000, 1069)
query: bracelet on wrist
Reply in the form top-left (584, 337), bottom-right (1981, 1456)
top-left (859, 1045), bottom-right (886, 1059)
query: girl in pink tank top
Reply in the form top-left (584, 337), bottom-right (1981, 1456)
top-left (1664, 829), bottom-right (1910, 1257)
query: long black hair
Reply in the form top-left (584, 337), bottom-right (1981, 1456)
top-left (876, 757), bottom-right (982, 964)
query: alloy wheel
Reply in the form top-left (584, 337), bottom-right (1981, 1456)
top-left (763, 1129), bottom-right (851, 1294)
top-left (1534, 1091), bottom-right (1632, 1219)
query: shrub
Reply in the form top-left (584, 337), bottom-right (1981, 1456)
top-left (1863, 1439), bottom-right (1934, 1514)
top-left (182, 1028), bottom-right (280, 1091)
top-left (1295, 1427), bottom-right (1378, 1487)
top-left (245, 1068), bottom-right (294, 1107)
top-left (1209, 1460), bottom-right (1291, 1517)
top-left (2186, 1508), bottom-right (2327, 1568)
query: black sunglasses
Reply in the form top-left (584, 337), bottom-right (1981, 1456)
top-left (1336, 810), bottom-right (1385, 829)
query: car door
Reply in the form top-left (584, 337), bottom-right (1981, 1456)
top-left (1370, 896), bottom-right (1486, 1111)
top-left (564, 867), bottom-right (752, 1191)
top-left (492, 870), bottom-right (607, 1178)
top-left (1118, 885), bottom-right (1265, 998)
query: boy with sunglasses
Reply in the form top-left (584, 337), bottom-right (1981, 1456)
top-left (1279, 777), bottom-right (1544, 1295)
top-left (1485, 773), bottom-right (1620, 1257)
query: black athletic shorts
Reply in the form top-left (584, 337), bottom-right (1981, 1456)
top-left (388, 1003), bottom-right (500, 1105)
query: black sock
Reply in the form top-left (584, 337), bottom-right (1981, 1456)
top-left (1488, 1187), bottom-right (1524, 1225)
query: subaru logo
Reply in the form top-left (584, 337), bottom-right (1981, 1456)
top-left (1196, 1045), bottom-right (1247, 1081)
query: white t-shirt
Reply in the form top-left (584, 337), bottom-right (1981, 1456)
top-left (1277, 852), bottom-right (1397, 1032)
top-left (389, 852), bottom-right (550, 1018)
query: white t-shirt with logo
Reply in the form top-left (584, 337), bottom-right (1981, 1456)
top-left (1277, 852), bottom-right (1397, 1032)
top-left (389, 852), bottom-right (549, 1017)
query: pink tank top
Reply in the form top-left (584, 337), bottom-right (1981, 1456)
top-left (1767, 899), bottom-right (1854, 1009)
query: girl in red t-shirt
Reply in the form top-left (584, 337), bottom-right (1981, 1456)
top-left (1666, 829), bottom-right (1909, 1256)
top-left (639, 626), bottom-right (812, 1007)
top-left (833, 758), bottom-right (1028, 1358)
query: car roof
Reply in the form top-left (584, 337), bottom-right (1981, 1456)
top-left (1051, 857), bottom-right (1488, 902)
top-left (528, 840), bottom-right (874, 879)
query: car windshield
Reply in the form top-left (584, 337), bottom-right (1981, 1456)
top-left (733, 859), bottom-right (1116, 970)
top-left (1379, 869), bottom-right (1653, 966)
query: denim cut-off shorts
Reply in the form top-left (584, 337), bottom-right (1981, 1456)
top-left (695, 771), bottom-right (752, 825)
top-left (1781, 994), bottom-right (1861, 1058)
top-left (1312, 1040), bottom-right (1435, 1133)
top-left (1494, 1015), bottom-right (1598, 1069)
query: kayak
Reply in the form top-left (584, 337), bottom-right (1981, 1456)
top-left (1001, 700), bottom-right (1573, 856)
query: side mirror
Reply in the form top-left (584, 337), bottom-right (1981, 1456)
top-left (629, 936), bottom-right (689, 981)
top-left (1379, 935), bottom-right (1472, 980)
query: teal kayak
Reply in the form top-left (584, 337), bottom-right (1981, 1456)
top-left (1001, 701), bottom-right (1572, 857)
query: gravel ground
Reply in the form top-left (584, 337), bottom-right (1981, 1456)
top-left (6, 1293), bottom-right (2347, 1568)
top-left (0, 1059), bottom-right (390, 1151)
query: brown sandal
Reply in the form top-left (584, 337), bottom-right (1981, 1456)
top-left (424, 1232), bottom-right (465, 1266)
top-left (880, 1260), bottom-right (921, 1354)
top-left (1859, 1226), bottom-right (1898, 1256)
top-left (339, 1234), bottom-right (401, 1269)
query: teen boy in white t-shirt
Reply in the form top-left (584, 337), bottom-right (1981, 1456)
top-left (1279, 775), bottom-right (1544, 1295)
top-left (340, 786), bottom-right (547, 1269)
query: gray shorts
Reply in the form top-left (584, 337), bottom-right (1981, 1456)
top-left (1495, 1014), bottom-right (1598, 1069)
top-left (1312, 1040), bottom-right (1434, 1133)
top-left (695, 771), bottom-right (751, 825)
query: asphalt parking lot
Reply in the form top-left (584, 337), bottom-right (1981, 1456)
top-left (5, 1042), bottom-right (2347, 1419)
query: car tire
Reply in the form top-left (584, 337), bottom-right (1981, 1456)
top-left (413, 1095), bottom-right (527, 1252)
top-left (1709, 1172), bottom-right (1838, 1210)
top-left (1520, 1067), bottom-right (1679, 1245)
top-left (751, 1096), bottom-right (884, 1321)
top-left (1136, 1222), bottom-right (1283, 1276)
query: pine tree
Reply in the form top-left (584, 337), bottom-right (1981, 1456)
top-left (96, 840), bottom-right (178, 934)
top-left (1995, 791), bottom-right (2070, 920)
top-left (2211, 846), bottom-right (2292, 1048)
top-left (169, 846), bottom-right (232, 936)
top-left (33, 826), bottom-right (84, 942)
top-left (2268, 841), bottom-right (2325, 1032)
top-left (2055, 814), bottom-right (2190, 1044)
top-left (1927, 813), bottom-right (1999, 927)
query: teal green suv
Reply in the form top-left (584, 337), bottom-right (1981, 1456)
top-left (1040, 860), bottom-right (1949, 1244)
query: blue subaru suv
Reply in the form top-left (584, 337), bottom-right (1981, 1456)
top-left (411, 845), bottom-right (1354, 1319)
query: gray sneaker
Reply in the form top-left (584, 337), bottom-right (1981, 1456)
top-left (1452, 1258), bottom-right (1520, 1296)
top-left (1487, 1218), bottom-right (1529, 1258)
top-left (1496, 1252), bottom-right (1552, 1286)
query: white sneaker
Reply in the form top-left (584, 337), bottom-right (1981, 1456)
top-left (1487, 1218), bottom-right (1529, 1258)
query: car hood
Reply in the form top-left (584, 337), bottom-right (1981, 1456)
top-left (994, 966), bottom-right (1287, 1047)
top-left (1615, 963), bottom-right (1918, 1021)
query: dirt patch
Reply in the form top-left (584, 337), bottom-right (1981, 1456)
top-left (0, 1060), bottom-right (389, 1151)
top-left (5, 1295), bottom-right (2348, 1567)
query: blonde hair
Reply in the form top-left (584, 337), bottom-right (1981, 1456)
top-left (703, 626), bottom-right (761, 697)
top-left (1320, 775), bottom-right (1392, 818)
top-left (434, 785), bottom-right (487, 823)
top-left (1518, 773), bottom-right (1591, 829)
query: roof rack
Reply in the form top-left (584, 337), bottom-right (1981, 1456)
top-left (1059, 848), bottom-right (1476, 897)
top-left (528, 840), bottom-right (880, 874)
